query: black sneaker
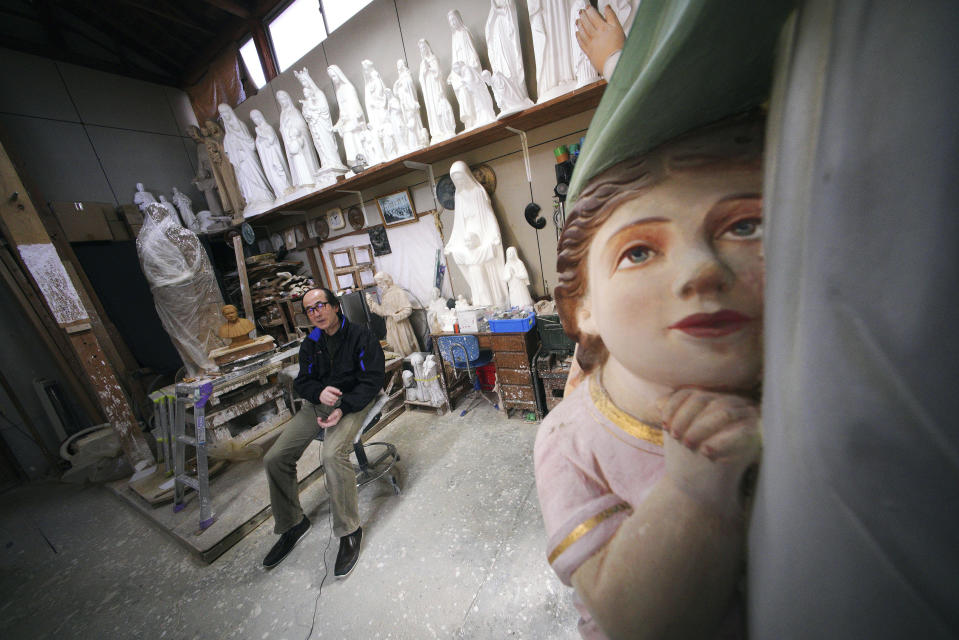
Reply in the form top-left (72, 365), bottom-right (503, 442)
top-left (333, 527), bottom-right (362, 578)
top-left (262, 515), bottom-right (311, 569)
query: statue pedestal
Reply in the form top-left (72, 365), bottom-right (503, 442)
top-left (209, 335), bottom-right (276, 366)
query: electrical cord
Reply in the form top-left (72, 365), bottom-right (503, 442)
top-left (301, 470), bottom-right (336, 640)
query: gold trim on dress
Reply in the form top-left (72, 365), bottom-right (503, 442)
top-left (589, 375), bottom-right (664, 447)
top-left (547, 502), bottom-right (631, 565)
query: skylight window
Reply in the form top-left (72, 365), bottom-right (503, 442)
top-left (239, 38), bottom-right (267, 89)
top-left (322, 0), bottom-right (375, 33)
top-left (269, 0), bottom-right (329, 72)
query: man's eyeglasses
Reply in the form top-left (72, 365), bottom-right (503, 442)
top-left (304, 301), bottom-right (329, 315)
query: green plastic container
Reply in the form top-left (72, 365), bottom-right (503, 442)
top-left (536, 314), bottom-right (575, 355)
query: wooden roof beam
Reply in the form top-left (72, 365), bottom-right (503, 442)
top-left (201, 0), bottom-right (251, 19)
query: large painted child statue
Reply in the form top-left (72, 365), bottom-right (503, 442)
top-left (534, 2), bottom-right (792, 638)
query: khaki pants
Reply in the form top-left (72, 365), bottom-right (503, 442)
top-left (264, 398), bottom-right (375, 537)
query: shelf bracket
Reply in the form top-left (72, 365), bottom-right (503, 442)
top-left (402, 160), bottom-right (440, 213)
top-left (336, 189), bottom-right (367, 221)
top-left (504, 126), bottom-right (532, 184)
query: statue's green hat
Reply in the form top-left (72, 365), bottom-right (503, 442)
top-left (568, 0), bottom-right (795, 204)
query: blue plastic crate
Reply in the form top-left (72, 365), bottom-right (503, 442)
top-left (488, 313), bottom-right (536, 333)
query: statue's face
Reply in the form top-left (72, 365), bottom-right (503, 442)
top-left (577, 165), bottom-right (764, 391)
top-left (447, 11), bottom-right (457, 28)
top-left (223, 306), bottom-right (238, 322)
top-left (251, 111), bottom-right (263, 125)
top-left (277, 91), bottom-right (291, 107)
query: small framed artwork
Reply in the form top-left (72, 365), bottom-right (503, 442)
top-left (336, 272), bottom-right (357, 290)
top-left (327, 207), bottom-right (345, 230)
top-left (353, 244), bottom-right (373, 266)
top-left (368, 225), bottom-right (392, 256)
top-left (331, 249), bottom-right (353, 269)
top-left (375, 189), bottom-right (417, 227)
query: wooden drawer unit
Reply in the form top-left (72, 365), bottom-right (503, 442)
top-left (430, 327), bottom-right (542, 420)
top-left (488, 328), bottom-right (541, 420)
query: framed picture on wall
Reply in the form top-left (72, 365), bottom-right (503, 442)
top-left (353, 244), bottom-right (373, 266)
top-left (331, 249), bottom-right (353, 269)
top-left (368, 224), bottom-right (392, 256)
top-left (336, 272), bottom-right (357, 291)
top-left (327, 207), bottom-right (345, 230)
top-left (375, 189), bottom-right (417, 227)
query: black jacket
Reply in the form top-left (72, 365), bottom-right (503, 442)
top-left (293, 316), bottom-right (385, 415)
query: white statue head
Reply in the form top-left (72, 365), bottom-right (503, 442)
top-left (159, 195), bottom-right (169, 203)
top-left (136, 182), bottom-right (145, 192)
top-left (327, 65), bottom-right (345, 86)
top-left (448, 9), bottom-right (465, 30)
top-left (250, 109), bottom-right (265, 125)
top-left (172, 187), bottom-right (181, 196)
top-left (506, 246), bottom-right (519, 261)
top-left (450, 160), bottom-right (478, 190)
top-left (465, 232), bottom-right (480, 250)
top-left (397, 59), bottom-right (408, 73)
top-left (276, 90), bottom-right (293, 109)
top-left (418, 38), bottom-right (433, 58)
top-left (373, 271), bottom-right (394, 287)
top-left (410, 352), bottom-right (424, 367)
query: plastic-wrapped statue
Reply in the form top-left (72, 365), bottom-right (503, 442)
top-left (362, 60), bottom-right (398, 160)
top-left (418, 39), bottom-right (457, 144)
top-left (570, 0), bottom-right (601, 88)
top-left (217, 104), bottom-right (274, 213)
top-left (136, 203), bottom-right (224, 376)
top-left (158, 195), bottom-right (181, 226)
top-left (394, 60), bottom-right (429, 151)
top-left (171, 187), bottom-right (197, 230)
top-left (528, 0), bottom-right (576, 102)
top-left (275, 90), bottom-right (320, 189)
top-left (250, 109), bottom-right (293, 198)
top-left (366, 272), bottom-right (418, 357)
top-left (533, 2), bottom-right (790, 637)
top-left (328, 64), bottom-right (377, 169)
top-left (502, 246), bottom-right (533, 308)
top-left (292, 69), bottom-right (347, 174)
top-left (133, 183), bottom-right (157, 212)
top-left (444, 161), bottom-right (508, 307)
top-left (485, 0), bottom-right (534, 115)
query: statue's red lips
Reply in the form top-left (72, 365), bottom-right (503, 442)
top-left (669, 310), bottom-right (753, 338)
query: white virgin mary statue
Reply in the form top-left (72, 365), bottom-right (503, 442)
top-left (418, 39), bottom-right (457, 145)
top-left (293, 68), bottom-right (347, 173)
top-left (250, 109), bottom-right (293, 197)
top-left (276, 90), bottom-right (320, 188)
top-left (528, 0), bottom-right (576, 103)
top-left (328, 64), bottom-right (378, 168)
top-left (486, 0), bottom-right (534, 115)
top-left (217, 103), bottom-right (274, 213)
top-left (444, 160), bottom-right (509, 308)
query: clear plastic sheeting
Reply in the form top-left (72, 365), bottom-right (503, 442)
top-left (136, 203), bottom-right (225, 377)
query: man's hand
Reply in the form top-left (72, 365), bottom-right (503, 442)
top-left (319, 386), bottom-right (342, 406)
top-left (575, 5), bottom-right (626, 75)
top-left (316, 408), bottom-right (343, 429)
top-left (659, 390), bottom-right (761, 519)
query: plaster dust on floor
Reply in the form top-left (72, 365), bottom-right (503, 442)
top-left (0, 404), bottom-right (579, 639)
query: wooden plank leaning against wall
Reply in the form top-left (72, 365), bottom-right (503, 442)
top-left (0, 138), bottom-right (154, 469)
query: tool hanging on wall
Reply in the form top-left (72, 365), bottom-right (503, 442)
top-left (506, 126), bottom-right (548, 295)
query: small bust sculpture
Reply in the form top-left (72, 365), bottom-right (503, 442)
top-left (217, 304), bottom-right (254, 346)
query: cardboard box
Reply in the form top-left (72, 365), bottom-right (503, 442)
top-left (50, 201), bottom-right (114, 242)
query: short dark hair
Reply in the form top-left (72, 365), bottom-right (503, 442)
top-left (302, 287), bottom-right (341, 315)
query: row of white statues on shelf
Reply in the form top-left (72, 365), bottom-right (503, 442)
top-left (200, 0), bottom-right (627, 218)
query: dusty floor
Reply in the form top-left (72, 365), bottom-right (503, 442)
top-left (0, 403), bottom-right (580, 639)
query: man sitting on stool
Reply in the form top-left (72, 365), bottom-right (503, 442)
top-left (262, 287), bottom-right (385, 576)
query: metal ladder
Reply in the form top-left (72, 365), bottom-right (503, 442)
top-left (172, 382), bottom-right (215, 530)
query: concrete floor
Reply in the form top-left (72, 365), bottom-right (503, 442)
top-left (0, 403), bottom-right (580, 639)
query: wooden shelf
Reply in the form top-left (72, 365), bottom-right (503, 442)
top-left (244, 81), bottom-right (606, 225)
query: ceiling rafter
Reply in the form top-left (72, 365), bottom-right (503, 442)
top-left (55, 1), bottom-right (186, 75)
top-left (98, 0), bottom-right (216, 36)
top-left (201, 0), bottom-right (251, 19)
